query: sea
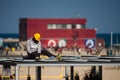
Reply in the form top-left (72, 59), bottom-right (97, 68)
top-left (97, 33), bottom-right (120, 48)
top-left (0, 33), bottom-right (120, 47)
top-left (0, 33), bottom-right (19, 39)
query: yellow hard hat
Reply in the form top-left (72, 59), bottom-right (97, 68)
top-left (34, 33), bottom-right (41, 41)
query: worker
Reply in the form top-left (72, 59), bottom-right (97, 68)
top-left (26, 32), bottom-right (55, 59)
top-left (26, 33), bottom-right (41, 59)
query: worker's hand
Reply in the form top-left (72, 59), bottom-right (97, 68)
top-left (56, 53), bottom-right (61, 60)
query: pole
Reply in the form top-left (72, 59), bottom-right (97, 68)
top-left (65, 66), bottom-right (69, 80)
top-left (92, 66), bottom-right (96, 75)
top-left (27, 66), bottom-right (31, 80)
top-left (99, 66), bottom-right (102, 80)
top-left (16, 66), bottom-right (19, 80)
top-left (36, 66), bottom-right (41, 80)
top-left (111, 32), bottom-right (113, 49)
top-left (70, 66), bottom-right (74, 80)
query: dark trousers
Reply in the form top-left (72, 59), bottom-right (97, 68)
top-left (27, 51), bottom-right (40, 59)
top-left (27, 49), bottom-right (55, 59)
top-left (41, 49), bottom-right (55, 57)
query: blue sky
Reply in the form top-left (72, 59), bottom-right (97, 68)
top-left (0, 0), bottom-right (120, 33)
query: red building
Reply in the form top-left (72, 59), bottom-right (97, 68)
top-left (19, 18), bottom-right (98, 49)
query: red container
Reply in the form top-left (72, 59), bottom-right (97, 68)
top-left (19, 18), bottom-right (96, 48)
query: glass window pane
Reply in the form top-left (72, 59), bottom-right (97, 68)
top-left (76, 24), bottom-right (82, 29)
top-left (52, 24), bottom-right (56, 29)
top-left (67, 24), bottom-right (72, 29)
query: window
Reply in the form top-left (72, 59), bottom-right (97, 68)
top-left (76, 24), bottom-right (82, 29)
top-left (66, 24), bottom-right (72, 29)
top-left (47, 24), bottom-right (85, 29)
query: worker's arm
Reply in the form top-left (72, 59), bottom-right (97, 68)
top-left (38, 41), bottom-right (41, 53)
top-left (27, 40), bottom-right (32, 54)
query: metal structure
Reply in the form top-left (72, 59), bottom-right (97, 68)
top-left (0, 55), bottom-right (120, 80)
